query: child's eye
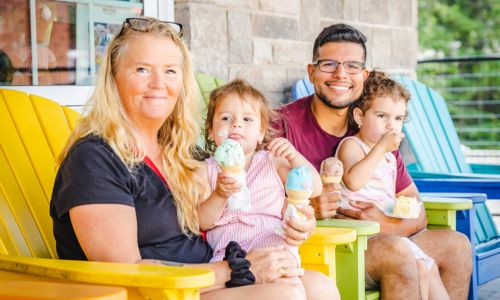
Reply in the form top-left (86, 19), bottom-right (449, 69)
top-left (396, 116), bottom-right (403, 121)
top-left (377, 114), bottom-right (386, 118)
top-left (221, 116), bottom-right (231, 121)
top-left (243, 117), bottom-right (253, 122)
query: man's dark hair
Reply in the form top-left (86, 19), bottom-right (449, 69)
top-left (312, 23), bottom-right (367, 62)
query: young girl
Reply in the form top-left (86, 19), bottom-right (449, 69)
top-left (198, 79), bottom-right (323, 298)
top-left (335, 70), bottom-right (450, 300)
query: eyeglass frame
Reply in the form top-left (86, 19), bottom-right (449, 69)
top-left (312, 59), bottom-right (366, 74)
top-left (118, 17), bottom-right (184, 38)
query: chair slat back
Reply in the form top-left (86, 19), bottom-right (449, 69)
top-left (394, 75), bottom-right (472, 173)
top-left (0, 89), bottom-right (80, 258)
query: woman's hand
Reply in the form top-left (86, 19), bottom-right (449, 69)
top-left (214, 171), bottom-right (241, 199)
top-left (283, 204), bottom-right (316, 246)
top-left (246, 247), bottom-right (304, 285)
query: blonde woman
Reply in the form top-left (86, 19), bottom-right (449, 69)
top-left (50, 17), bottom-right (335, 299)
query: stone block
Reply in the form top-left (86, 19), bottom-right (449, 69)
top-left (273, 41), bottom-right (312, 67)
top-left (391, 28), bottom-right (417, 69)
top-left (371, 27), bottom-right (392, 69)
top-left (188, 4), bottom-right (228, 79)
top-left (181, 0), bottom-right (252, 9)
top-left (320, 0), bottom-right (342, 20)
top-left (411, 0), bottom-right (418, 28)
top-left (259, 0), bottom-right (300, 15)
top-left (343, 0), bottom-right (359, 21)
top-left (389, 0), bottom-right (411, 27)
top-left (359, 0), bottom-right (390, 25)
top-left (229, 66), bottom-right (288, 93)
top-left (253, 39), bottom-right (273, 64)
top-left (228, 11), bottom-right (252, 64)
top-left (287, 67), bottom-right (309, 89)
top-left (252, 13), bottom-right (299, 39)
top-left (174, 5), bottom-right (192, 47)
top-left (300, 0), bottom-right (321, 41)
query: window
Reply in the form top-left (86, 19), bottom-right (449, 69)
top-left (0, 0), bottom-right (145, 86)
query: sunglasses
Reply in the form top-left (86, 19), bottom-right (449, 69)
top-left (118, 17), bottom-right (183, 37)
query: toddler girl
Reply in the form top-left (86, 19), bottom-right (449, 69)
top-left (197, 79), bottom-right (322, 297)
top-left (335, 70), bottom-right (450, 300)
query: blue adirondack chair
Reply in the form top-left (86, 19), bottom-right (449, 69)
top-left (291, 75), bottom-right (500, 300)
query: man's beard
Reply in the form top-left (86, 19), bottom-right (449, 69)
top-left (315, 91), bottom-right (355, 109)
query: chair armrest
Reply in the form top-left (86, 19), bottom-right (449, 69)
top-left (410, 170), bottom-right (500, 179)
top-left (422, 197), bottom-right (472, 230)
top-left (0, 254), bottom-right (214, 299)
top-left (415, 178), bottom-right (500, 199)
top-left (317, 219), bottom-right (380, 237)
top-left (470, 163), bottom-right (500, 175)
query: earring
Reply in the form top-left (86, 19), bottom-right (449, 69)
top-left (358, 124), bottom-right (362, 129)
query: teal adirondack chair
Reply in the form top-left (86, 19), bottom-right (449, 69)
top-left (393, 75), bottom-right (500, 300)
top-left (392, 75), bottom-right (500, 179)
top-left (291, 75), bottom-right (499, 300)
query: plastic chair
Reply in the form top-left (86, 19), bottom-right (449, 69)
top-left (0, 86), bottom-right (359, 299)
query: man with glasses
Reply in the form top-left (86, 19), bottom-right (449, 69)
top-left (275, 23), bottom-right (472, 299)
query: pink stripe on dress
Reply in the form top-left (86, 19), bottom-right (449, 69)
top-left (205, 150), bottom-right (299, 264)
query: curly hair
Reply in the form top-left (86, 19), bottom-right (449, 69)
top-left (204, 79), bottom-right (278, 154)
top-left (348, 70), bottom-right (410, 129)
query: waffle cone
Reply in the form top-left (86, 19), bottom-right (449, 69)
top-left (321, 175), bottom-right (341, 184)
top-left (286, 189), bottom-right (311, 205)
top-left (220, 165), bottom-right (244, 175)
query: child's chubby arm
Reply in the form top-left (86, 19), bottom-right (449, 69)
top-left (196, 162), bottom-right (241, 231)
top-left (340, 131), bottom-right (404, 191)
top-left (267, 138), bottom-right (322, 198)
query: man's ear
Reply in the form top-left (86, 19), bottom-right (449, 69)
top-left (353, 107), bottom-right (364, 127)
top-left (362, 68), bottom-right (369, 80)
top-left (307, 63), bottom-right (315, 84)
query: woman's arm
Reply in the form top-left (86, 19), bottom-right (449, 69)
top-left (69, 204), bottom-right (142, 263)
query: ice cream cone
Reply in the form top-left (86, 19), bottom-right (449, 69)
top-left (286, 189), bottom-right (311, 205)
top-left (220, 164), bottom-right (244, 175)
top-left (320, 175), bottom-right (342, 184)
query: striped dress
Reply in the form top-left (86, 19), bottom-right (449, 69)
top-left (206, 150), bottom-right (299, 264)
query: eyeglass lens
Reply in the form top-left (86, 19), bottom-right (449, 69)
top-left (316, 60), bottom-right (364, 74)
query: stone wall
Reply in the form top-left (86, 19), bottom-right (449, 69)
top-left (175, 0), bottom-right (418, 106)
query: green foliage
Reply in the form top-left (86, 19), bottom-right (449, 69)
top-left (417, 1), bottom-right (499, 149)
top-left (419, 0), bottom-right (500, 56)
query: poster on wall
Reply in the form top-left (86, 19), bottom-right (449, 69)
top-left (93, 22), bottom-right (121, 72)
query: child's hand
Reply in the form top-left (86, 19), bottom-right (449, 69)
top-left (267, 138), bottom-right (298, 162)
top-left (378, 129), bottom-right (405, 152)
top-left (215, 172), bottom-right (241, 199)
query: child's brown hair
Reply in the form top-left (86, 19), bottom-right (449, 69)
top-left (204, 79), bottom-right (277, 154)
top-left (348, 70), bottom-right (411, 129)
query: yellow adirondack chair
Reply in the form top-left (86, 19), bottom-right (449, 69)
top-left (0, 87), bottom-right (356, 299)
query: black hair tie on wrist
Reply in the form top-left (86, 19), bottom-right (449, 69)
top-left (224, 241), bottom-right (256, 288)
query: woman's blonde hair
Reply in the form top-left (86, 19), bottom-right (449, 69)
top-left (204, 79), bottom-right (278, 154)
top-left (58, 17), bottom-right (205, 235)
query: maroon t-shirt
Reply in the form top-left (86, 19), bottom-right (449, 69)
top-left (275, 95), bottom-right (413, 193)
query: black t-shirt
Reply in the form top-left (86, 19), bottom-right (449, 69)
top-left (50, 135), bottom-right (212, 263)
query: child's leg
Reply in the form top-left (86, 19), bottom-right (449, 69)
top-left (416, 259), bottom-right (429, 300)
top-left (301, 270), bottom-right (339, 300)
top-left (428, 263), bottom-right (450, 300)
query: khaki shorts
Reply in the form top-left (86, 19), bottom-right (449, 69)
top-left (365, 229), bottom-right (432, 289)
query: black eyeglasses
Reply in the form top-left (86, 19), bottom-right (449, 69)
top-left (313, 59), bottom-right (365, 74)
top-left (118, 18), bottom-right (183, 37)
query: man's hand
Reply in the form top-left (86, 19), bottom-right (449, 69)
top-left (311, 182), bottom-right (341, 219)
top-left (336, 200), bottom-right (394, 234)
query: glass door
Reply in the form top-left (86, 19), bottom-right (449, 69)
top-left (0, 0), bottom-right (173, 108)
